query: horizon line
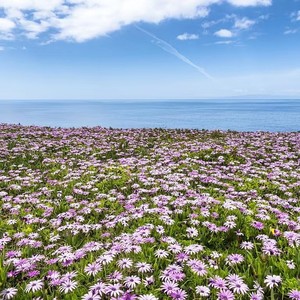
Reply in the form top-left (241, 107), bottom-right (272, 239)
top-left (1, 97), bottom-right (300, 101)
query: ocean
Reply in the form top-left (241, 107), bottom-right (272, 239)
top-left (0, 99), bottom-right (299, 132)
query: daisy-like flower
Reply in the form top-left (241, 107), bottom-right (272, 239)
top-left (59, 280), bottom-right (78, 294)
top-left (154, 249), bottom-right (169, 259)
top-left (226, 274), bottom-right (248, 294)
top-left (97, 254), bottom-right (114, 265)
top-left (138, 294), bottom-right (158, 300)
top-left (47, 270), bottom-right (60, 280)
top-left (61, 271), bottom-right (77, 281)
top-left (90, 281), bottom-right (107, 295)
top-left (84, 262), bottom-right (101, 276)
top-left (253, 281), bottom-right (264, 297)
top-left (105, 283), bottom-right (123, 297)
top-left (167, 244), bottom-right (182, 254)
top-left (209, 276), bottom-right (227, 289)
top-left (161, 281), bottom-right (179, 295)
top-left (188, 259), bottom-right (207, 277)
top-left (176, 252), bottom-right (189, 263)
top-left (288, 290), bottom-right (300, 300)
top-left (249, 292), bottom-right (263, 300)
top-left (184, 244), bottom-right (204, 254)
top-left (81, 292), bottom-right (101, 300)
top-left (170, 288), bottom-right (187, 300)
top-left (168, 271), bottom-right (186, 282)
top-left (119, 292), bottom-right (138, 300)
top-left (226, 274), bottom-right (243, 283)
top-left (108, 271), bottom-right (123, 282)
top-left (117, 258), bottom-right (133, 269)
top-left (229, 281), bottom-right (249, 295)
top-left (25, 280), bottom-right (44, 293)
top-left (143, 276), bottom-right (154, 287)
top-left (211, 251), bottom-right (222, 259)
top-left (124, 276), bottom-right (141, 289)
top-left (251, 221), bottom-right (264, 230)
top-left (240, 241), bottom-right (254, 250)
top-left (156, 226), bottom-right (165, 235)
top-left (186, 227), bottom-right (198, 238)
top-left (286, 260), bottom-right (296, 269)
top-left (217, 289), bottom-right (235, 300)
top-left (226, 254), bottom-right (244, 266)
top-left (195, 286), bottom-right (210, 297)
top-left (262, 240), bottom-right (281, 256)
top-left (136, 262), bottom-right (152, 273)
top-left (264, 275), bottom-right (281, 289)
top-left (0, 288), bottom-right (18, 299)
top-left (27, 270), bottom-right (40, 278)
top-left (224, 221), bottom-right (236, 229)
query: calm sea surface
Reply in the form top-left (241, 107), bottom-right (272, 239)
top-left (0, 100), bottom-right (299, 132)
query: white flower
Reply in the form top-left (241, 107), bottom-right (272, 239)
top-left (264, 275), bottom-right (281, 288)
top-left (195, 286), bottom-right (210, 297)
top-left (0, 288), bottom-right (18, 299)
top-left (25, 280), bottom-right (44, 293)
top-left (138, 294), bottom-right (159, 300)
top-left (59, 280), bottom-right (78, 294)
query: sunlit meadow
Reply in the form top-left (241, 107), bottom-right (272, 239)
top-left (0, 124), bottom-right (300, 300)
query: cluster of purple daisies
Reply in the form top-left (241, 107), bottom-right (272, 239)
top-left (0, 124), bottom-right (299, 299)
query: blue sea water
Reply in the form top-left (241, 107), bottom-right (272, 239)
top-left (0, 99), bottom-right (299, 132)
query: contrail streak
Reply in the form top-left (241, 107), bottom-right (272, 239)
top-left (136, 25), bottom-right (214, 80)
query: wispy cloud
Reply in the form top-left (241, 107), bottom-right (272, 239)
top-left (177, 33), bottom-right (199, 41)
top-left (136, 26), bottom-right (213, 80)
top-left (215, 40), bottom-right (234, 44)
top-left (234, 17), bottom-right (256, 30)
top-left (284, 28), bottom-right (298, 35)
top-left (227, 0), bottom-right (272, 6)
top-left (290, 10), bottom-right (300, 22)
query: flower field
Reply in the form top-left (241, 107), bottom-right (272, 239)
top-left (0, 124), bottom-right (300, 300)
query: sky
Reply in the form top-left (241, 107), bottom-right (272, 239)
top-left (0, 0), bottom-right (300, 100)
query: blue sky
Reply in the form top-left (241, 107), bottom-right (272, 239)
top-left (0, 0), bottom-right (299, 99)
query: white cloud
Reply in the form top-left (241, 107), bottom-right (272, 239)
top-left (290, 10), bottom-right (300, 22)
top-left (0, 18), bottom-right (16, 32)
top-left (227, 0), bottom-right (271, 6)
top-left (215, 40), bottom-right (233, 44)
top-left (0, 0), bottom-right (272, 42)
top-left (234, 17), bottom-right (256, 29)
top-left (177, 33), bottom-right (199, 40)
top-left (0, 0), bottom-right (63, 11)
top-left (284, 29), bottom-right (298, 35)
top-left (214, 29), bottom-right (233, 38)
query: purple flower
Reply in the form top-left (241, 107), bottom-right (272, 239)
top-left (209, 276), bottom-right (228, 289)
top-left (105, 283), bottom-right (123, 297)
top-left (251, 221), bottom-right (264, 230)
top-left (226, 254), bottom-right (244, 266)
top-left (288, 290), bottom-right (300, 300)
top-left (59, 280), bottom-right (78, 294)
top-left (124, 276), bottom-right (141, 289)
top-left (217, 289), bottom-right (235, 300)
top-left (170, 289), bottom-right (187, 300)
top-left (161, 281), bottom-right (179, 295)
